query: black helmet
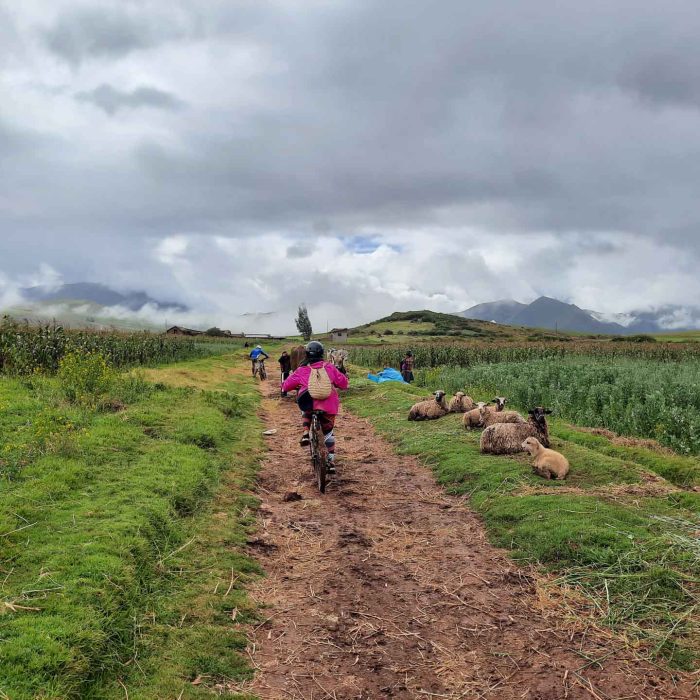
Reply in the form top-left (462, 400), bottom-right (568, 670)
top-left (305, 340), bottom-right (324, 361)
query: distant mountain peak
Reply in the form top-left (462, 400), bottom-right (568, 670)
top-left (21, 282), bottom-right (187, 312)
top-left (460, 296), bottom-right (700, 334)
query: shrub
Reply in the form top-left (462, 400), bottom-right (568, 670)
top-left (58, 351), bottom-right (115, 406)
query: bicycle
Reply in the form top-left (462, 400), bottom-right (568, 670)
top-left (309, 410), bottom-right (329, 493)
top-left (254, 359), bottom-right (267, 380)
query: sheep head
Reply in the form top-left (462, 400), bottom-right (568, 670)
top-left (492, 397), bottom-right (507, 411)
top-left (521, 436), bottom-right (541, 454)
top-left (434, 390), bottom-right (446, 403)
top-left (528, 407), bottom-right (552, 431)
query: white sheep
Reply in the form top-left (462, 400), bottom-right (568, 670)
top-left (408, 390), bottom-right (449, 421)
top-left (522, 437), bottom-right (569, 479)
top-left (480, 408), bottom-right (552, 454)
top-left (448, 391), bottom-right (476, 413)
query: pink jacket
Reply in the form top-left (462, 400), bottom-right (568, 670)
top-left (281, 361), bottom-right (349, 414)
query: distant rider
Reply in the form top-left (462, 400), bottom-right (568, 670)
top-left (278, 350), bottom-right (292, 396)
top-left (249, 344), bottom-right (269, 375)
top-left (281, 341), bottom-right (349, 472)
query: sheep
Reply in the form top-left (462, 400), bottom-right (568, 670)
top-left (463, 401), bottom-right (488, 428)
top-left (492, 397), bottom-right (507, 412)
top-left (408, 390), bottom-right (449, 421)
top-left (479, 404), bottom-right (526, 427)
top-left (448, 391), bottom-right (476, 413)
top-left (522, 437), bottom-right (569, 480)
top-left (462, 397), bottom-right (508, 429)
top-left (480, 407), bottom-right (552, 454)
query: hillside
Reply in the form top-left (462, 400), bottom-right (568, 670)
top-left (341, 309), bottom-right (568, 343)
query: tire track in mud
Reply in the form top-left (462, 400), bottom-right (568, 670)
top-left (239, 382), bottom-right (697, 699)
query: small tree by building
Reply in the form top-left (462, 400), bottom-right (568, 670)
top-left (205, 327), bottom-right (226, 337)
top-left (295, 304), bottom-right (313, 341)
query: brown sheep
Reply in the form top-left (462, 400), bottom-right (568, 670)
top-left (290, 345), bottom-right (306, 371)
top-left (408, 390), bottom-right (448, 421)
top-left (479, 405), bottom-right (526, 427)
top-left (480, 407), bottom-right (552, 454)
top-left (448, 391), bottom-right (476, 413)
top-left (463, 401), bottom-right (488, 428)
top-left (522, 437), bottom-right (569, 479)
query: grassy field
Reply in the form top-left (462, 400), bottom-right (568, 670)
top-left (342, 375), bottom-right (700, 668)
top-left (417, 357), bottom-right (700, 457)
top-left (0, 353), bottom-right (262, 699)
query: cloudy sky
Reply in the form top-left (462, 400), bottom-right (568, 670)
top-left (2, 0), bottom-right (700, 332)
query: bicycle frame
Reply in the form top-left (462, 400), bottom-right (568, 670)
top-left (309, 411), bottom-right (328, 493)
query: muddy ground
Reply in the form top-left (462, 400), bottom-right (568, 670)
top-left (239, 383), bottom-right (697, 699)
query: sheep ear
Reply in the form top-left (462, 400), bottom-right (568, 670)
top-left (544, 409), bottom-right (552, 414)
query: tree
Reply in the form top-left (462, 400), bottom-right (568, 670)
top-left (205, 326), bottom-right (226, 337)
top-left (295, 304), bottom-right (313, 341)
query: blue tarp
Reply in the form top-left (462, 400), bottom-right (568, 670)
top-left (367, 367), bottom-right (406, 384)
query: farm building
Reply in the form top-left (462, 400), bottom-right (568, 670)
top-left (329, 328), bottom-right (349, 342)
top-left (165, 326), bottom-right (204, 336)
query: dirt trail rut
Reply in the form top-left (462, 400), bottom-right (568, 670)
top-left (243, 383), bottom-right (697, 699)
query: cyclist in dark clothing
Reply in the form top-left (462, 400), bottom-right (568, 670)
top-left (279, 351), bottom-right (292, 396)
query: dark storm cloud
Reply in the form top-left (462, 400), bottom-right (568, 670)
top-left (75, 84), bottom-right (186, 115)
top-left (44, 5), bottom-right (188, 65)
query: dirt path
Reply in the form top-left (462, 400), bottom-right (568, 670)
top-left (242, 382), bottom-right (697, 699)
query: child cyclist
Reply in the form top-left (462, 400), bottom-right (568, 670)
top-left (281, 341), bottom-right (348, 471)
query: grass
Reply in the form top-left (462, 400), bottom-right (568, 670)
top-left (0, 353), bottom-right (263, 699)
top-left (417, 358), bottom-right (700, 457)
top-left (343, 375), bottom-right (700, 669)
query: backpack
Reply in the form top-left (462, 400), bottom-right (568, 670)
top-left (307, 364), bottom-right (333, 399)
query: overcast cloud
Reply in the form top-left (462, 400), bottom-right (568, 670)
top-left (1, 0), bottom-right (700, 332)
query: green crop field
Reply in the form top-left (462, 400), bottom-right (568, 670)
top-left (2, 325), bottom-right (700, 696)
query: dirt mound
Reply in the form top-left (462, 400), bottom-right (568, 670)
top-left (237, 386), bottom-right (696, 699)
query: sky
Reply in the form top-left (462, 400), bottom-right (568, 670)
top-left (2, 0), bottom-right (700, 332)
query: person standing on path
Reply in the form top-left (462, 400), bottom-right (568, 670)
top-left (278, 350), bottom-right (292, 396)
top-left (400, 351), bottom-right (415, 383)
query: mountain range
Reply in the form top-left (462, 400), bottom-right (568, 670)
top-left (461, 297), bottom-right (700, 334)
top-left (21, 283), bottom-right (187, 312)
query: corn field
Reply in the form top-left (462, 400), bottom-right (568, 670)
top-left (348, 340), bottom-right (700, 370)
top-left (0, 318), bottom-right (211, 374)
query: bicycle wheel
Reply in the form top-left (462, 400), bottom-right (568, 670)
top-left (260, 364), bottom-right (267, 380)
top-left (310, 415), bottom-right (327, 493)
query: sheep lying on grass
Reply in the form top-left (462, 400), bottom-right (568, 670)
top-left (479, 404), bottom-right (525, 428)
top-left (480, 407), bottom-right (552, 454)
top-left (463, 402), bottom-right (487, 428)
top-left (408, 390), bottom-right (448, 421)
top-left (462, 397), bottom-right (507, 429)
top-left (448, 391), bottom-right (475, 413)
top-left (522, 437), bottom-right (569, 480)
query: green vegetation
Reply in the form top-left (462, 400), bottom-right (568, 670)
top-left (0, 317), bottom-right (219, 374)
top-left (348, 338), bottom-right (700, 369)
top-left (0, 353), bottom-right (261, 699)
top-left (416, 358), bottom-right (700, 458)
top-left (343, 377), bottom-right (700, 668)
